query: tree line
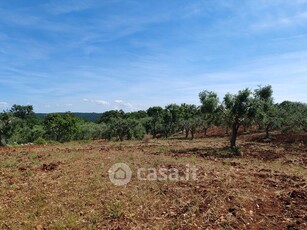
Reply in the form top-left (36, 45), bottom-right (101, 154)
top-left (0, 86), bottom-right (306, 148)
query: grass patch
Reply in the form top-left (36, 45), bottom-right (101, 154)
top-left (0, 158), bottom-right (18, 168)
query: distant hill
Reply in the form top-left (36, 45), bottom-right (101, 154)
top-left (36, 113), bottom-right (102, 122)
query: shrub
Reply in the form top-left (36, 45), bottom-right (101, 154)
top-left (33, 137), bottom-right (47, 145)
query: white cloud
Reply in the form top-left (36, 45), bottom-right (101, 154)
top-left (94, 100), bottom-right (109, 105)
top-left (124, 103), bottom-right (133, 108)
top-left (83, 98), bottom-right (109, 105)
top-left (81, 98), bottom-right (138, 111)
top-left (114, 100), bottom-right (135, 110)
top-left (0, 101), bottom-right (8, 107)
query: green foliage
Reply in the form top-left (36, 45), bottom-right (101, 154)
top-left (180, 103), bottom-right (199, 120)
top-left (1, 85), bottom-right (305, 147)
top-left (97, 110), bottom-right (125, 124)
top-left (44, 113), bottom-right (81, 143)
top-left (162, 108), bottom-right (172, 138)
top-left (254, 85), bottom-right (273, 101)
top-left (147, 106), bottom-right (164, 138)
top-left (254, 85), bottom-right (280, 138)
top-left (7, 122), bottom-right (45, 145)
top-left (96, 110), bottom-right (147, 141)
top-left (278, 101), bottom-right (307, 133)
top-left (33, 137), bottom-right (47, 145)
top-left (146, 105), bottom-right (186, 138)
top-left (106, 117), bottom-right (145, 141)
top-left (199, 91), bottom-right (219, 113)
top-left (125, 110), bottom-right (148, 120)
top-left (10, 104), bottom-right (41, 127)
top-left (223, 88), bottom-right (256, 147)
top-left (8, 120), bottom-right (33, 144)
top-left (107, 118), bottom-right (129, 141)
top-left (199, 91), bottom-right (220, 135)
top-left (0, 112), bottom-right (14, 146)
top-left (36, 112), bottom-right (102, 122)
top-left (187, 116), bottom-right (203, 139)
top-left (224, 89), bottom-right (255, 119)
top-left (178, 104), bottom-right (200, 139)
top-left (75, 122), bottom-right (107, 140)
top-left (127, 119), bottom-right (146, 140)
top-left (31, 125), bottom-right (45, 140)
top-left (4, 105), bottom-right (44, 145)
top-left (10, 104), bottom-right (34, 119)
top-left (215, 104), bottom-right (232, 134)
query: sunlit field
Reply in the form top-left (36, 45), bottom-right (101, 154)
top-left (1, 132), bottom-right (306, 229)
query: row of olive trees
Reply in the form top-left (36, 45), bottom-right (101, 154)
top-left (94, 85), bottom-right (280, 147)
top-left (1, 85), bottom-right (306, 147)
top-left (202, 85), bottom-right (306, 147)
top-left (141, 86), bottom-right (276, 148)
top-left (135, 85), bottom-right (305, 148)
top-left (199, 86), bottom-right (280, 148)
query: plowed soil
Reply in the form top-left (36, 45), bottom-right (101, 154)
top-left (0, 132), bottom-right (306, 229)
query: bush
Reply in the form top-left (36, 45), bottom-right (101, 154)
top-left (33, 137), bottom-right (47, 145)
top-left (75, 122), bottom-right (107, 140)
top-left (8, 124), bottom-right (45, 145)
top-left (44, 113), bottom-right (81, 143)
top-left (128, 121), bottom-right (146, 140)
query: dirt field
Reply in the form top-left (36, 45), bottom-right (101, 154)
top-left (0, 132), bottom-right (306, 229)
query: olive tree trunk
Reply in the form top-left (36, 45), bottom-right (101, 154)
top-left (230, 120), bottom-right (240, 148)
top-left (265, 125), bottom-right (270, 139)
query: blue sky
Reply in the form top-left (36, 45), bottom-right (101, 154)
top-left (1, 0), bottom-right (307, 112)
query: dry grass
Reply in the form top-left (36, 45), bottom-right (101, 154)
top-left (0, 133), bottom-right (306, 229)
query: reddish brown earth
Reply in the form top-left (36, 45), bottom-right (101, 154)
top-left (0, 132), bottom-right (306, 229)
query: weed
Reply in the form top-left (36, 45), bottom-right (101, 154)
top-left (104, 200), bottom-right (125, 219)
top-left (29, 152), bottom-right (40, 165)
top-left (0, 158), bottom-right (18, 168)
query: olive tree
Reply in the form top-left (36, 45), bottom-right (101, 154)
top-left (216, 104), bottom-right (232, 135)
top-left (163, 104), bottom-right (181, 137)
top-left (254, 85), bottom-right (279, 139)
top-left (147, 106), bottom-right (164, 138)
top-left (278, 101), bottom-right (307, 133)
top-left (107, 117), bottom-right (145, 141)
top-left (179, 104), bottom-right (199, 139)
top-left (199, 90), bottom-right (219, 136)
top-left (97, 110), bottom-right (125, 124)
top-left (223, 89), bottom-right (256, 148)
top-left (187, 116), bottom-right (203, 140)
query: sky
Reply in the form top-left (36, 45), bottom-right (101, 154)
top-left (0, 0), bottom-right (307, 113)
